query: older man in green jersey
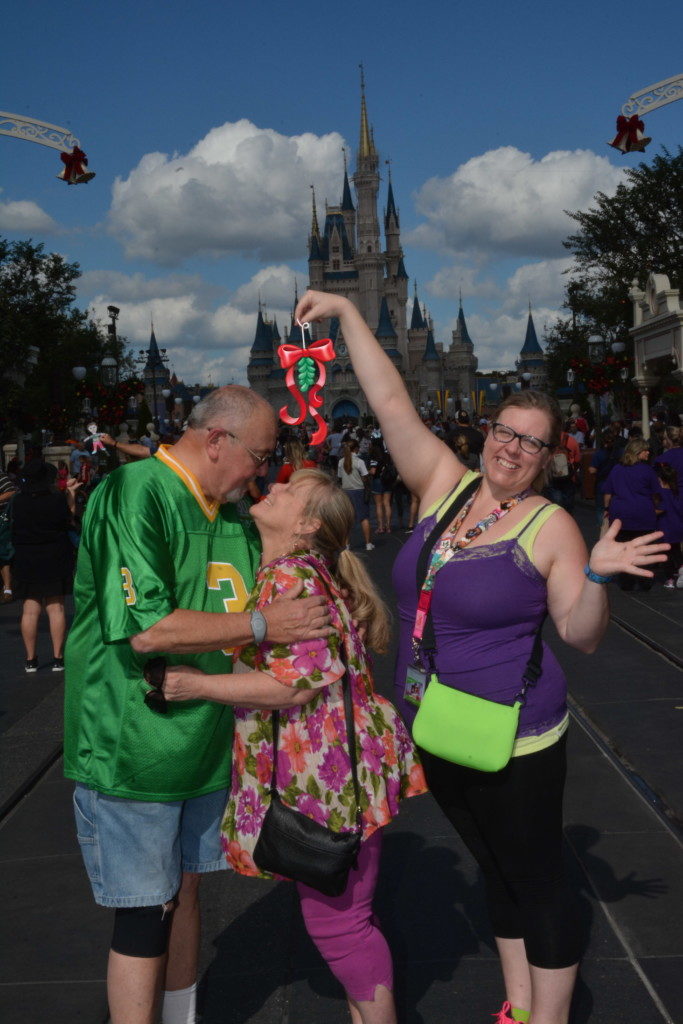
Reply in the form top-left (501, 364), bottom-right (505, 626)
top-left (65, 386), bottom-right (331, 1024)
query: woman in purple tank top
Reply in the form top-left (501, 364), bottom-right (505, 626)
top-left (295, 290), bottom-right (669, 1024)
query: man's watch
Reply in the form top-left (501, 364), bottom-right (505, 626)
top-left (250, 609), bottom-right (267, 644)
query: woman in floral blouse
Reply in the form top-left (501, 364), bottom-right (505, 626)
top-left (163, 468), bottom-right (426, 1024)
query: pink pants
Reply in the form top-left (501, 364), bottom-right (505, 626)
top-left (296, 830), bottom-right (393, 1003)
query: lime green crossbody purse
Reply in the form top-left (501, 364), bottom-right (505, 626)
top-left (410, 481), bottom-right (544, 772)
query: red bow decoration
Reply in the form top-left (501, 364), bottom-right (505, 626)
top-left (57, 146), bottom-right (96, 184)
top-left (608, 115), bottom-right (651, 154)
top-left (277, 337), bottom-right (336, 445)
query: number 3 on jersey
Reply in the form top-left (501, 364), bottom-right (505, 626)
top-left (121, 567), bottom-right (137, 606)
top-left (206, 562), bottom-right (250, 657)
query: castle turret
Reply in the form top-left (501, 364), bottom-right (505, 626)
top-left (518, 306), bottom-right (547, 388)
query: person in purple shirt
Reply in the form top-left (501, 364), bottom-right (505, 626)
top-left (654, 461), bottom-right (683, 587)
top-left (294, 289), bottom-right (669, 1024)
top-left (654, 428), bottom-right (683, 564)
top-left (603, 438), bottom-right (661, 590)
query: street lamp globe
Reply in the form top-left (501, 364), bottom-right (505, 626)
top-left (161, 388), bottom-right (172, 400)
top-left (72, 366), bottom-right (87, 381)
top-left (611, 340), bottom-right (626, 354)
top-left (192, 395), bottom-right (201, 404)
top-left (100, 356), bottom-right (118, 387)
top-left (587, 334), bottom-right (606, 364)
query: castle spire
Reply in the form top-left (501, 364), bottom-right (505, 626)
top-left (310, 184), bottom-right (320, 238)
top-left (358, 63), bottom-right (376, 158)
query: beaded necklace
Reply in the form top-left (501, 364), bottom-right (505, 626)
top-left (411, 486), bottom-right (533, 655)
top-left (424, 486), bottom-right (533, 592)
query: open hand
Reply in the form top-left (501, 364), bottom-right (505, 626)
top-left (589, 519), bottom-right (669, 579)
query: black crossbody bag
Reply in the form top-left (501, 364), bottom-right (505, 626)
top-left (253, 650), bottom-right (362, 896)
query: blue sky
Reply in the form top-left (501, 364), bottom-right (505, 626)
top-left (2, 0), bottom-right (681, 385)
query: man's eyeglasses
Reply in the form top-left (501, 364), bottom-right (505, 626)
top-left (490, 422), bottom-right (554, 456)
top-left (143, 657), bottom-right (168, 714)
top-left (208, 428), bottom-right (273, 467)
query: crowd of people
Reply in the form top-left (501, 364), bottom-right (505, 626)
top-left (0, 296), bottom-right (680, 1023)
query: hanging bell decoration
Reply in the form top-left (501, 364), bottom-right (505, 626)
top-left (57, 146), bottom-right (96, 184)
top-left (607, 115), bottom-right (651, 154)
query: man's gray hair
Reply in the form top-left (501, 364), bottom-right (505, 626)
top-left (187, 385), bottom-right (273, 431)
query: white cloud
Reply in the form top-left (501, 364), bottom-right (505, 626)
top-left (502, 258), bottom-right (572, 312)
top-left (84, 265), bottom-right (298, 384)
top-left (231, 264), bottom-right (298, 313)
top-left (0, 198), bottom-right (58, 233)
top-left (80, 269), bottom-right (215, 304)
top-left (410, 147), bottom-right (624, 259)
top-left (108, 119), bottom-right (347, 265)
top-left (427, 264), bottom-right (499, 301)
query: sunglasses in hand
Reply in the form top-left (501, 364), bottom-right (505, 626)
top-left (143, 657), bottom-right (168, 714)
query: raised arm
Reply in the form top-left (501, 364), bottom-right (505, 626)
top-left (295, 290), bottom-right (464, 506)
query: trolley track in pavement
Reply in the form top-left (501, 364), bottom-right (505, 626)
top-left (2, 598), bottom-right (681, 835)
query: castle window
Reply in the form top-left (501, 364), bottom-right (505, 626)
top-left (333, 260), bottom-right (340, 270)
top-left (367, 245), bottom-right (372, 253)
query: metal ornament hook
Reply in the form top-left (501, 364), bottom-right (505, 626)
top-left (296, 319), bottom-right (309, 350)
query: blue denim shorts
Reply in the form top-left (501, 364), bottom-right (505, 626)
top-left (73, 783), bottom-right (227, 908)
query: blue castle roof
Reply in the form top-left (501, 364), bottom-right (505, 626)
top-left (375, 296), bottom-right (397, 339)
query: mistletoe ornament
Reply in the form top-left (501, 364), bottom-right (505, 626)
top-left (277, 320), bottom-right (335, 444)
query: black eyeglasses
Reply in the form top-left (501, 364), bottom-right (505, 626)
top-left (491, 422), bottom-right (554, 456)
top-left (143, 657), bottom-right (168, 714)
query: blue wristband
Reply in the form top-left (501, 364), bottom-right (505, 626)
top-left (584, 564), bottom-right (615, 584)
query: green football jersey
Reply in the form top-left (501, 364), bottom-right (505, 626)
top-left (64, 448), bottom-right (260, 800)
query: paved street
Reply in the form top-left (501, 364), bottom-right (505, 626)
top-left (0, 500), bottom-right (681, 1023)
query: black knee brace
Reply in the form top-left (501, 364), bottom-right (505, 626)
top-left (111, 903), bottom-right (174, 958)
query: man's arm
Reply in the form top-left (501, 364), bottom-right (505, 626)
top-left (130, 580), bottom-right (332, 654)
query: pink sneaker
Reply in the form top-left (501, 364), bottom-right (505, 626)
top-left (492, 1003), bottom-right (517, 1024)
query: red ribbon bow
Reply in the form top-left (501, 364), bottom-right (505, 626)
top-left (59, 146), bottom-right (90, 183)
top-left (608, 115), bottom-right (650, 154)
top-left (277, 337), bottom-right (335, 445)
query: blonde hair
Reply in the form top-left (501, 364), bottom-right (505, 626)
top-left (284, 440), bottom-right (306, 469)
top-left (493, 390), bottom-right (563, 447)
top-left (489, 390), bottom-right (560, 492)
top-left (621, 437), bottom-right (650, 465)
top-left (664, 426), bottom-right (681, 448)
top-left (342, 440), bottom-right (357, 476)
top-left (291, 468), bottom-right (390, 653)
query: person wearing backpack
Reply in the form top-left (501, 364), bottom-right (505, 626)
top-left (545, 429), bottom-right (580, 513)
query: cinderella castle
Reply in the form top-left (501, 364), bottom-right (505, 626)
top-left (247, 79), bottom-right (545, 421)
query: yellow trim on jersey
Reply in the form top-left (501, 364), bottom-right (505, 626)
top-left (155, 445), bottom-right (220, 522)
top-left (512, 712), bottom-right (568, 757)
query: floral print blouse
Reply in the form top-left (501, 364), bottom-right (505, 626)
top-left (220, 551), bottom-right (427, 880)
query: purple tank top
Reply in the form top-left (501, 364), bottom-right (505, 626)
top-left (392, 503), bottom-right (567, 737)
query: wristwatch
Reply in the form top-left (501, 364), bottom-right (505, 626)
top-left (584, 564), bottom-right (615, 584)
top-left (250, 609), bottom-right (267, 644)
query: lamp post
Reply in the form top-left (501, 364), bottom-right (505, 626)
top-left (521, 372), bottom-right (532, 389)
top-left (587, 334), bottom-right (606, 448)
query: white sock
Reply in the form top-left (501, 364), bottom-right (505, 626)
top-left (161, 982), bottom-right (197, 1024)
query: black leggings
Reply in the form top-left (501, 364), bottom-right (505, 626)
top-left (420, 734), bottom-right (582, 969)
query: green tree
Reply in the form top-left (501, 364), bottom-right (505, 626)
top-left (544, 147), bottom-right (683, 404)
top-left (0, 238), bottom-right (132, 437)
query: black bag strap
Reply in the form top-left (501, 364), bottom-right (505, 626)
top-left (270, 649), bottom-right (362, 832)
top-left (265, 555), bottom-right (363, 835)
top-left (414, 476), bottom-right (545, 703)
top-left (415, 475), bottom-right (482, 597)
